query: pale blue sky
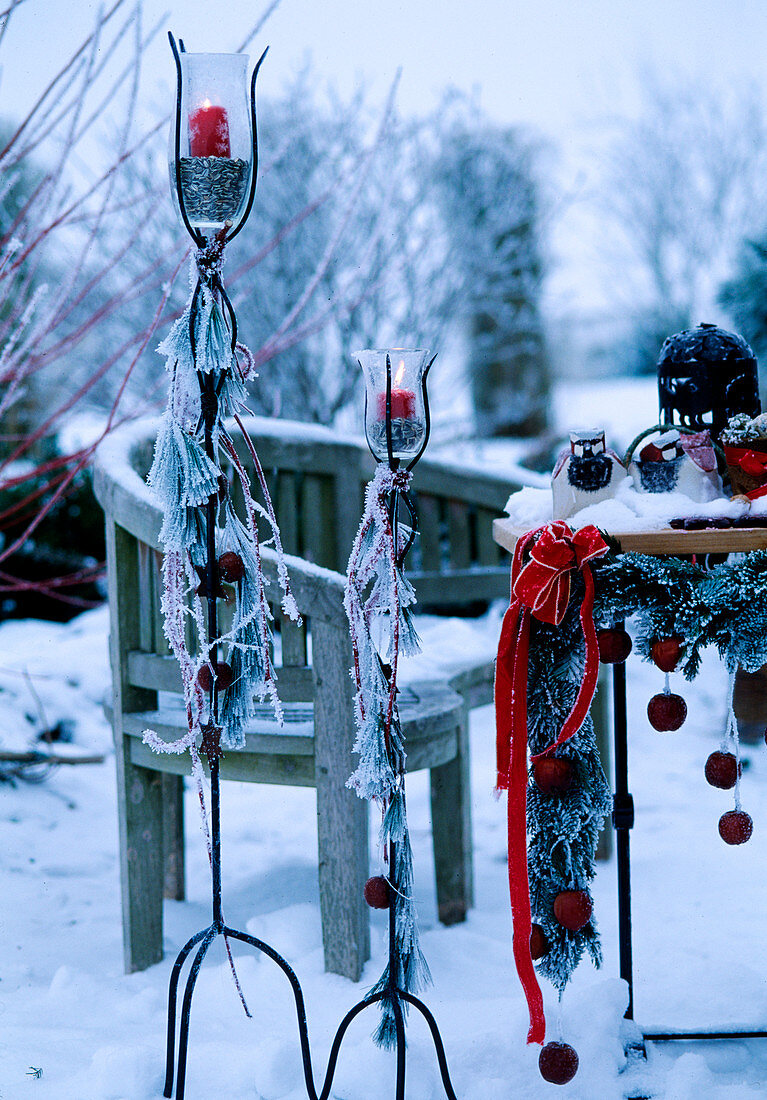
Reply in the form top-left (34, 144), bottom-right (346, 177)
top-left (6, 0), bottom-right (767, 138)
top-left (5, 0), bottom-right (767, 349)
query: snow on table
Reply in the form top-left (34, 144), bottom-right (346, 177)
top-left (3, 607), bottom-right (767, 1098)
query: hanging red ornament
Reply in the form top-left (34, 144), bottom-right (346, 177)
top-left (597, 627), bottom-right (632, 664)
top-left (530, 923), bottom-right (549, 960)
top-left (363, 875), bottom-right (391, 909)
top-left (704, 751), bottom-right (740, 790)
top-left (553, 890), bottom-right (592, 932)
top-left (218, 550), bottom-right (246, 583)
top-left (718, 810), bottom-right (753, 845)
top-left (533, 757), bottom-right (574, 794)
top-left (197, 661), bottom-right (234, 692)
top-left (539, 1041), bottom-right (579, 1085)
top-left (651, 636), bottom-right (683, 673)
top-left (647, 692), bottom-right (687, 731)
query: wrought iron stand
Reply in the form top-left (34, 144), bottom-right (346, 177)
top-left (163, 40), bottom-right (459, 1096)
top-left (610, 623), bottom-right (767, 1052)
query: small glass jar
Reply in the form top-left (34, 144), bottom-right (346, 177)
top-left (356, 349), bottom-right (432, 465)
top-left (169, 51), bottom-right (253, 237)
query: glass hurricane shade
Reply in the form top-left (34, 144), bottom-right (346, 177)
top-left (356, 349), bottom-right (431, 464)
top-left (169, 51), bottom-right (253, 236)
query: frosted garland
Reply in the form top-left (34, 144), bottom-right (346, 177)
top-left (142, 241), bottom-right (298, 754)
top-left (344, 462), bottom-right (430, 1047)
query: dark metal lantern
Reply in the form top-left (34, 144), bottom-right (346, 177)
top-left (657, 322), bottom-right (760, 440)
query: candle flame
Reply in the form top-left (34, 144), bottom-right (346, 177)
top-left (202, 97), bottom-right (212, 109)
top-left (394, 360), bottom-right (405, 386)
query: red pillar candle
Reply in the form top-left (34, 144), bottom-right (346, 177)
top-left (189, 101), bottom-right (231, 157)
top-left (376, 387), bottom-right (416, 420)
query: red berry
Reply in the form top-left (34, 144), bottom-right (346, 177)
top-left (719, 810), bottom-right (753, 845)
top-left (651, 637), bottom-right (683, 673)
top-left (363, 875), bottom-right (391, 909)
top-left (539, 1041), bottom-right (579, 1085)
top-left (533, 758), bottom-right (574, 794)
top-left (553, 890), bottom-right (592, 932)
top-left (197, 661), bottom-right (234, 693)
top-left (705, 751), bottom-right (740, 790)
top-left (647, 692), bottom-right (687, 731)
top-left (597, 628), bottom-right (632, 664)
top-left (530, 923), bottom-right (549, 960)
top-left (218, 551), bottom-right (245, 583)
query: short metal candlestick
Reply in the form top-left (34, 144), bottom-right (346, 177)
top-left (324, 348), bottom-right (459, 1099)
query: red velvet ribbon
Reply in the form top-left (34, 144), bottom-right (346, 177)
top-left (494, 521), bottom-right (608, 1044)
top-left (724, 445), bottom-right (767, 499)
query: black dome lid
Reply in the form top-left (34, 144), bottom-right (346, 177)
top-left (658, 322), bottom-right (756, 369)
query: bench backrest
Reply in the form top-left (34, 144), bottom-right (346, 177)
top-left (93, 417), bottom-right (523, 711)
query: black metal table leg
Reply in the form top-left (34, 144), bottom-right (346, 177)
top-left (612, 644), bottom-right (635, 1021)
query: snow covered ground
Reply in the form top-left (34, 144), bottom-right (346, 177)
top-left (3, 604), bottom-right (767, 1099)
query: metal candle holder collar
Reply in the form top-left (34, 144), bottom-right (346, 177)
top-left (359, 348), bottom-right (434, 557)
top-left (351, 347), bottom-right (458, 1099)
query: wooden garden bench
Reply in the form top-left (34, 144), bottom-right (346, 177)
top-left (92, 417), bottom-right (521, 981)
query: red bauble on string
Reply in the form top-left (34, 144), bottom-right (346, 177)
top-left (718, 810), bottom-right (753, 845)
top-left (218, 551), bottom-right (245, 583)
top-left (597, 628), bottom-right (632, 664)
top-left (530, 923), bottom-right (549, 960)
top-left (363, 875), bottom-right (391, 909)
top-left (647, 692), bottom-right (687, 731)
top-left (533, 758), bottom-right (574, 794)
top-left (651, 636), bottom-right (683, 673)
top-left (705, 751), bottom-right (740, 790)
top-left (197, 661), bottom-right (234, 692)
top-left (553, 889), bottom-right (592, 931)
top-left (539, 1041), bottom-right (579, 1085)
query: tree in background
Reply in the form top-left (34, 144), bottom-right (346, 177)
top-left (0, 2), bottom-right (434, 609)
top-left (595, 70), bottom-right (767, 374)
top-left (432, 108), bottom-right (550, 437)
top-left (719, 237), bottom-right (767, 363)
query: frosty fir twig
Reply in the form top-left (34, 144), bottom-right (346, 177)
top-left (344, 463), bottom-right (430, 1048)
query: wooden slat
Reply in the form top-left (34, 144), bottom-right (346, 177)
top-left (493, 515), bottom-right (767, 555)
top-left (476, 506), bottom-right (503, 566)
top-left (280, 616), bottom-right (307, 668)
top-left (410, 569), bottom-right (509, 606)
top-left (312, 619), bottom-right (370, 979)
top-left (447, 500), bottom-right (472, 570)
top-left (152, 550), bottom-right (171, 656)
top-left (430, 699), bottom-right (473, 923)
top-left (301, 474), bottom-right (335, 567)
top-left (106, 520), bottom-right (164, 974)
top-left (137, 542), bottom-right (153, 651)
top-left (122, 710), bottom-right (315, 757)
top-left (414, 459), bottom-right (518, 510)
top-left (276, 471), bottom-right (299, 556)
top-left (129, 737), bottom-right (316, 786)
top-left (417, 493), bottom-right (443, 573)
top-left (161, 774), bottom-right (185, 900)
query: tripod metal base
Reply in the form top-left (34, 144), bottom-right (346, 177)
top-left (163, 920), bottom-right (459, 1100)
top-left (164, 919), bottom-right (315, 1100)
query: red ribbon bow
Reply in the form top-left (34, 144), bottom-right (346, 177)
top-left (494, 521), bottom-right (608, 1044)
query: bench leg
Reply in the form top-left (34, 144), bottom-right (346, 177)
top-left (162, 774), bottom-right (185, 901)
top-left (115, 735), bottom-right (165, 972)
top-left (316, 778), bottom-right (370, 981)
top-left (430, 708), bottom-right (474, 925)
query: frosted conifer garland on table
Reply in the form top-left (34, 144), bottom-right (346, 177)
top-left (143, 238), bottom-right (298, 762)
top-left (499, 535), bottom-right (767, 1053)
top-left (344, 463), bottom-right (430, 1048)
